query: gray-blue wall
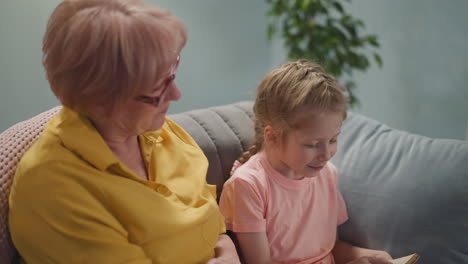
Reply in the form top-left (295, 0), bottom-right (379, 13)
top-left (345, 0), bottom-right (468, 140)
top-left (1, 0), bottom-right (467, 140)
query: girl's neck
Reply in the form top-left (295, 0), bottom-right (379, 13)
top-left (263, 146), bottom-right (304, 180)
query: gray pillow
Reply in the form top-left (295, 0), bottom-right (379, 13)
top-left (332, 112), bottom-right (468, 264)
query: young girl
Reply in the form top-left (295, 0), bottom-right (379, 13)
top-left (219, 60), bottom-right (392, 264)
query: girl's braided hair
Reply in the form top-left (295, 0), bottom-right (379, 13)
top-left (238, 59), bottom-right (347, 164)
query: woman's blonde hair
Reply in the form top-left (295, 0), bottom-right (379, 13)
top-left (43, 0), bottom-right (187, 115)
top-left (238, 59), bottom-right (347, 164)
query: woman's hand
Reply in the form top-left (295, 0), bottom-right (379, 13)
top-left (206, 234), bottom-right (241, 264)
top-left (346, 256), bottom-right (392, 264)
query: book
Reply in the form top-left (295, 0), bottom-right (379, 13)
top-left (391, 254), bottom-right (420, 264)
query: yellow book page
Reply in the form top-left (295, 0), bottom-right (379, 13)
top-left (391, 254), bottom-right (420, 264)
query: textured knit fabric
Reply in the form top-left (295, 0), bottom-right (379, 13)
top-left (8, 107), bottom-right (225, 264)
top-left (0, 106), bottom-right (62, 263)
top-left (219, 151), bottom-right (348, 264)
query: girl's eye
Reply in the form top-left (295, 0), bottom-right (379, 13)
top-left (330, 139), bottom-right (338, 144)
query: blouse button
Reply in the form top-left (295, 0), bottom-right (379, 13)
top-left (156, 185), bottom-right (170, 196)
top-left (146, 182), bottom-right (157, 188)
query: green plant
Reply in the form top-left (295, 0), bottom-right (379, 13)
top-left (266, 0), bottom-right (382, 107)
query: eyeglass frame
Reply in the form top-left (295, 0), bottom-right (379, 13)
top-left (134, 55), bottom-right (180, 107)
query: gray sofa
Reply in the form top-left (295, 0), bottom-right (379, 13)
top-left (1, 101), bottom-right (467, 263)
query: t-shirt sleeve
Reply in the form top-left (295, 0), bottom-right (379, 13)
top-left (219, 175), bottom-right (267, 233)
top-left (336, 188), bottom-right (348, 226)
top-left (206, 183), bottom-right (227, 234)
top-left (329, 163), bottom-right (349, 226)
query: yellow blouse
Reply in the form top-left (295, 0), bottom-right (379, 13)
top-left (9, 107), bottom-right (225, 264)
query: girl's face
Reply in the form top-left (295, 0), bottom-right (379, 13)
top-left (268, 110), bottom-right (343, 180)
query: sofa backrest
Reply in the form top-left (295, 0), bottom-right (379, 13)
top-left (170, 101), bottom-right (255, 198)
top-left (331, 112), bottom-right (468, 264)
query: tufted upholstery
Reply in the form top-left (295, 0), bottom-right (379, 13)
top-left (170, 101), bottom-right (255, 199)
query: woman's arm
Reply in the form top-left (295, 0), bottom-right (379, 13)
top-left (235, 232), bottom-right (280, 264)
top-left (332, 238), bottom-right (392, 264)
top-left (206, 234), bottom-right (241, 264)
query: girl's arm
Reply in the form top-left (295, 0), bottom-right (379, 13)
top-left (332, 237), bottom-right (392, 264)
top-left (235, 232), bottom-right (281, 264)
top-left (206, 234), bottom-right (241, 264)
top-left (346, 256), bottom-right (393, 264)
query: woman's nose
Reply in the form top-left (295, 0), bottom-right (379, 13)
top-left (167, 82), bottom-right (181, 102)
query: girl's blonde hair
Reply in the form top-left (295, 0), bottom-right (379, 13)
top-left (43, 0), bottom-right (187, 115)
top-left (238, 59), bottom-right (347, 164)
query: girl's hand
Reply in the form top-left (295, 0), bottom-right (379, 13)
top-left (371, 250), bottom-right (392, 261)
top-left (347, 256), bottom-right (392, 264)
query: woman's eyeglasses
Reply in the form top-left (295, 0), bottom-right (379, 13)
top-left (134, 55), bottom-right (180, 107)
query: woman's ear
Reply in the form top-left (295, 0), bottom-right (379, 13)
top-left (264, 125), bottom-right (278, 147)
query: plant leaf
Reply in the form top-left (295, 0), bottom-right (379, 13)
top-left (301, 0), bottom-right (312, 10)
top-left (366, 35), bottom-right (379, 47)
top-left (263, 0), bottom-right (382, 108)
top-left (333, 2), bottom-right (344, 13)
top-left (374, 53), bottom-right (383, 67)
top-left (267, 23), bottom-right (276, 40)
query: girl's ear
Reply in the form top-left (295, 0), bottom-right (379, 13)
top-left (264, 125), bottom-right (279, 147)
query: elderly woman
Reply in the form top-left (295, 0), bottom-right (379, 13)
top-left (8, 0), bottom-right (239, 263)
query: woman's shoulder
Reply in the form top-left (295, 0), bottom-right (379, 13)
top-left (17, 128), bottom-right (74, 176)
top-left (11, 144), bottom-right (98, 218)
top-left (14, 142), bottom-right (85, 193)
top-left (13, 114), bottom-right (111, 197)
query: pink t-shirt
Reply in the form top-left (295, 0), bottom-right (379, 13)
top-left (219, 151), bottom-right (348, 264)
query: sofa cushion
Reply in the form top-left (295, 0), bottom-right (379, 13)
top-left (332, 112), bottom-right (468, 264)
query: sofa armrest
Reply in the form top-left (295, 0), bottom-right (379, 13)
top-left (332, 112), bottom-right (468, 264)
